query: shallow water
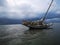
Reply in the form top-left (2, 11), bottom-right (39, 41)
top-left (0, 23), bottom-right (60, 45)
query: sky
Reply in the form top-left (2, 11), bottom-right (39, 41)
top-left (0, 0), bottom-right (60, 19)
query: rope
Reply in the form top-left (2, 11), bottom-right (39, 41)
top-left (42, 0), bottom-right (54, 22)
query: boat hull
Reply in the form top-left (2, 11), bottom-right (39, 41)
top-left (28, 26), bottom-right (49, 29)
top-left (28, 23), bottom-right (53, 29)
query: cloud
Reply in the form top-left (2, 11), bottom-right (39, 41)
top-left (56, 11), bottom-right (60, 14)
top-left (0, 0), bottom-right (5, 6)
top-left (6, 0), bottom-right (51, 12)
top-left (46, 18), bottom-right (60, 23)
top-left (0, 0), bottom-right (58, 19)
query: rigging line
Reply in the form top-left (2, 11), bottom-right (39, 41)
top-left (42, 0), bottom-right (54, 22)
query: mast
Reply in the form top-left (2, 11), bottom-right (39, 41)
top-left (42, 0), bottom-right (54, 22)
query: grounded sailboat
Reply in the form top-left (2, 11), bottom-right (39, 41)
top-left (22, 0), bottom-right (54, 29)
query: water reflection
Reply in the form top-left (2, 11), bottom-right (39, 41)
top-left (24, 28), bottom-right (53, 37)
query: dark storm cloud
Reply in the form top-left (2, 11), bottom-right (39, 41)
top-left (0, 0), bottom-right (60, 20)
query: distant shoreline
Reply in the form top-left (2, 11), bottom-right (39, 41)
top-left (0, 22), bottom-right (60, 25)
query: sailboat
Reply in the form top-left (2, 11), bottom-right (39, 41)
top-left (22, 0), bottom-right (54, 29)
